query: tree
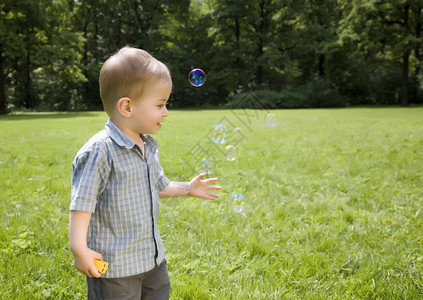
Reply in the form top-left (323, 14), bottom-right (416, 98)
top-left (209, 0), bottom-right (292, 94)
top-left (0, 0), bottom-right (85, 112)
top-left (2, 0), bottom-right (421, 112)
top-left (0, 0), bottom-right (36, 112)
top-left (292, 0), bottom-right (343, 81)
top-left (339, 0), bottom-right (423, 105)
top-left (34, 0), bottom-right (86, 110)
top-left (72, 0), bottom-right (192, 108)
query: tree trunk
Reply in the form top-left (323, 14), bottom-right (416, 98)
top-left (400, 4), bottom-right (410, 106)
top-left (235, 16), bottom-right (240, 44)
top-left (412, 7), bottom-right (422, 103)
top-left (25, 45), bottom-right (31, 109)
top-left (318, 54), bottom-right (325, 78)
top-left (256, 0), bottom-right (267, 87)
top-left (0, 46), bottom-right (6, 114)
top-left (401, 50), bottom-right (410, 106)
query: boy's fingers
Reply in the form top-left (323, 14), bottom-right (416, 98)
top-left (208, 185), bottom-right (221, 190)
top-left (203, 178), bottom-right (219, 184)
top-left (207, 193), bottom-right (220, 199)
top-left (90, 266), bottom-right (101, 278)
top-left (84, 267), bottom-right (93, 278)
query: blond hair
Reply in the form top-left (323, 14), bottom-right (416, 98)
top-left (99, 46), bottom-right (171, 115)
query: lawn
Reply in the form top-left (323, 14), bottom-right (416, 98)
top-left (0, 108), bottom-right (422, 299)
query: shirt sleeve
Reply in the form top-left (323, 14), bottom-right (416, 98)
top-left (70, 148), bottom-right (110, 212)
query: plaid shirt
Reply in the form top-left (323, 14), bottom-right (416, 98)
top-left (70, 119), bottom-right (170, 278)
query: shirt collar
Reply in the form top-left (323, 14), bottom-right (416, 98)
top-left (105, 119), bottom-right (158, 150)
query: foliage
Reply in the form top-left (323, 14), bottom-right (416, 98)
top-left (0, 0), bottom-right (85, 112)
top-left (338, 0), bottom-right (423, 106)
top-left (228, 82), bottom-right (348, 109)
top-left (0, 0), bottom-right (422, 113)
top-left (0, 109), bottom-right (422, 299)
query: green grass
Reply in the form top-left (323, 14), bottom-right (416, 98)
top-left (1, 108), bottom-right (422, 299)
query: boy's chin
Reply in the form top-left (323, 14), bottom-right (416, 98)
top-left (145, 128), bottom-right (159, 135)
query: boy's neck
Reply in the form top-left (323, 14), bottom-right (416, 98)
top-left (110, 117), bottom-right (145, 149)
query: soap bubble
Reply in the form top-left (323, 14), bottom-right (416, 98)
top-left (265, 113), bottom-right (277, 127)
top-left (188, 68), bottom-right (206, 87)
top-left (199, 158), bottom-right (213, 173)
top-left (225, 145), bottom-right (238, 161)
top-left (231, 193), bottom-right (245, 213)
top-left (210, 123), bottom-right (227, 144)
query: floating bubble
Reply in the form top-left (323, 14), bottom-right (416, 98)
top-left (225, 145), bottom-right (238, 161)
top-left (231, 193), bottom-right (245, 213)
top-left (199, 158), bottom-right (213, 174)
top-left (188, 68), bottom-right (206, 87)
top-left (210, 123), bottom-right (227, 144)
top-left (265, 113), bottom-right (277, 127)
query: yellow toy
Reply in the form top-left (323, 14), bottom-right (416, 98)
top-left (94, 259), bottom-right (109, 274)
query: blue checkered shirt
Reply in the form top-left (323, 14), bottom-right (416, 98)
top-left (70, 119), bottom-right (170, 278)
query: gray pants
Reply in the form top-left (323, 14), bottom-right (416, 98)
top-left (87, 261), bottom-right (170, 300)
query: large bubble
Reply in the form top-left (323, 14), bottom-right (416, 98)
top-left (210, 123), bottom-right (227, 144)
top-left (231, 193), bottom-right (246, 213)
top-left (199, 158), bottom-right (213, 174)
top-left (265, 113), bottom-right (277, 127)
top-left (225, 145), bottom-right (238, 161)
top-left (188, 68), bottom-right (206, 87)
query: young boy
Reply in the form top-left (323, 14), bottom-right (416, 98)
top-left (69, 46), bottom-right (221, 299)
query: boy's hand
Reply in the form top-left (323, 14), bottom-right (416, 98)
top-left (73, 247), bottom-right (103, 278)
top-left (189, 172), bottom-right (221, 200)
top-left (69, 211), bottom-right (102, 278)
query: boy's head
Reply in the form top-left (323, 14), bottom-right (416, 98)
top-left (99, 46), bottom-right (171, 116)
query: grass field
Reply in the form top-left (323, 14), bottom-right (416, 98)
top-left (0, 108), bottom-right (422, 299)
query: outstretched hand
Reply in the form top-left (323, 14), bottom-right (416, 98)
top-left (189, 173), bottom-right (221, 200)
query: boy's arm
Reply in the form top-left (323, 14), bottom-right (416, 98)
top-left (158, 172), bottom-right (221, 200)
top-left (69, 210), bottom-right (103, 278)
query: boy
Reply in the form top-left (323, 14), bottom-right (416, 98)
top-left (69, 46), bottom-right (221, 300)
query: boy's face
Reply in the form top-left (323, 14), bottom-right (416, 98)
top-left (129, 78), bottom-right (171, 135)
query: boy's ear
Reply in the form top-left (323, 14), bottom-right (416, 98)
top-left (117, 97), bottom-right (132, 117)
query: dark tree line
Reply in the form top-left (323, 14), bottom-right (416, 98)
top-left (1, 0), bottom-right (422, 113)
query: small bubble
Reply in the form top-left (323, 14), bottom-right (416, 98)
top-left (225, 145), bottom-right (238, 161)
top-left (231, 193), bottom-right (245, 213)
top-left (264, 113), bottom-right (277, 127)
top-left (188, 68), bottom-right (206, 87)
top-left (210, 123), bottom-right (227, 144)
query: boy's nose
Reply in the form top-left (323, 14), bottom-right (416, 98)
top-left (163, 107), bottom-right (169, 117)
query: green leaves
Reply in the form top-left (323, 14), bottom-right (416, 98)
top-left (1, 0), bottom-right (422, 113)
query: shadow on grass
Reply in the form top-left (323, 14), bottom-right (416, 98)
top-left (0, 111), bottom-right (103, 121)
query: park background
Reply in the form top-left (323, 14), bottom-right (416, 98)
top-left (1, 0), bottom-right (423, 114)
top-left (1, 0), bottom-right (423, 299)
